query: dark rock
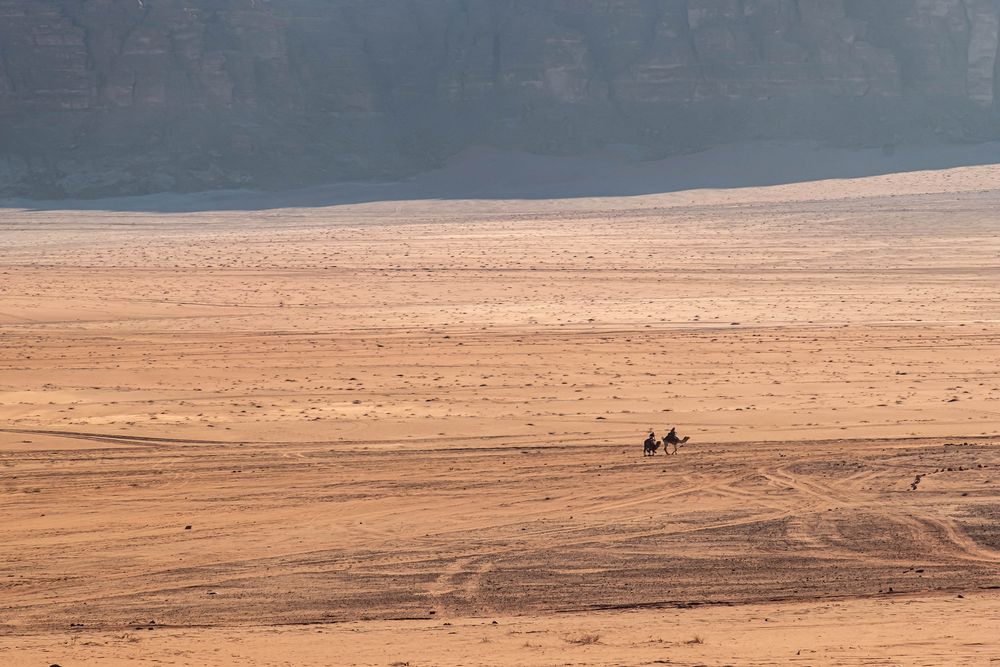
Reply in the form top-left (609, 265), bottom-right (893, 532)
top-left (2, 1), bottom-right (1000, 198)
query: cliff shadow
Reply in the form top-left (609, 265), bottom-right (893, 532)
top-left (5, 141), bottom-right (1000, 213)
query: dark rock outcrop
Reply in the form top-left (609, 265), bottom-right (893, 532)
top-left (2, 0), bottom-right (1000, 198)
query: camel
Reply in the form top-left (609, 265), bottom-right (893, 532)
top-left (643, 434), bottom-right (661, 456)
top-left (662, 432), bottom-right (689, 455)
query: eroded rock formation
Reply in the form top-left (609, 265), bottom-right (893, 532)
top-left (1, 0), bottom-right (999, 197)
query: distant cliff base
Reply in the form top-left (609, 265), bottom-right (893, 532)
top-left (3, 1), bottom-right (1000, 199)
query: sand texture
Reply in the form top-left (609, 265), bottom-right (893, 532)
top-left (2, 164), bottom-right (1000, 664)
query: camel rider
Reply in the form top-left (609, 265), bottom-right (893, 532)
top-left (645, 431), bottom-right (657, 447)
top-left (664, 427), bottom-right (681, 455)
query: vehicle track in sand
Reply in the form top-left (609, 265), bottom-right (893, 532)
top-left (4, 434), bottom-right (997, 632)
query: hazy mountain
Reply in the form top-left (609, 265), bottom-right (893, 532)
top-left (2, 0), bottom-right (1000, 198)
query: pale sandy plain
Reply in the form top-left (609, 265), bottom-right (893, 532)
top-left (2, 160), bottom-right (1000, 665)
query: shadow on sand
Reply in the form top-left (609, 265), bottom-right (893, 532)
top-left (5, 141), bottom-right (1000, 213)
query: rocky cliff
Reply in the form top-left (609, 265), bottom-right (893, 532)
top-left (2, 0), bottom-right (1000, 198)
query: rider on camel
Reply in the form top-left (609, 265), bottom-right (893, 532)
top-left (663, 426), bottom-right (685, 454)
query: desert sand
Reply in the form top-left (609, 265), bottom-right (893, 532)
top-left (2, 157), bottom-right (999, 665)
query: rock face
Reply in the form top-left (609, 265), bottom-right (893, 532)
top-left (2, 0), bottom-right (1000, 198)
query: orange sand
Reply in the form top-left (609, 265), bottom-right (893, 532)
top-left (2, 164), bottom-right (999, 665)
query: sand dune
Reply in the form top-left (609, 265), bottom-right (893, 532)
top-left (2, 161), bottom-right (999, 664)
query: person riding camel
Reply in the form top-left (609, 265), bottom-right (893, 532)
top-left (663, 427), bottom-right (685, 454)
top-left (643, 431), bottom-right (659, 456)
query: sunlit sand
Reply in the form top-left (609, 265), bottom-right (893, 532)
top-left (2, 162), bottom-right (999, 665)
